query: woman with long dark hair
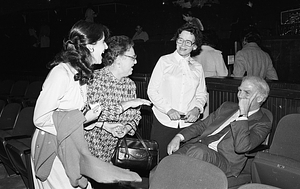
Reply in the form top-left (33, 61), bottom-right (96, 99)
top-left (31, 20), bottom-right (141, 189)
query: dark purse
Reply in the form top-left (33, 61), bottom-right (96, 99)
top-left (112, 131), bottom-right (159, 173)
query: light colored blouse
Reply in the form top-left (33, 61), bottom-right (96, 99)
top-left (147, 50), bottom-right (208, 128)
top-left (33, 63), bottom-right (87, 135)
top-left (193, 45), bottom-right (228, 78)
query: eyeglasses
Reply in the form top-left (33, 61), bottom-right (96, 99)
top-left (176, 38), bottom-right (195, 47)
top-left (124, 54), bottom-right (137, 61)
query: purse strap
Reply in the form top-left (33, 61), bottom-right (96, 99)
top-left (123, 131), bottom-right (151, 156)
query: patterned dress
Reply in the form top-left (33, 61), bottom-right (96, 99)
top-left (84, 67), bottom-right (141, 162)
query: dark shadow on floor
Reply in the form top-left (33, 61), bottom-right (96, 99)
top-left (0, 163), bottom-right (26, 189)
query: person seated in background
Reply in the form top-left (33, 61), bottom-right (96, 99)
top-left (193, 30), bottom-right (228, 77)
top-left (166, 76), bottom-right (272, 177)
top-left (232, 28), bottom-right (278, 80)
top-left (84, 35), bottom-right (151, 162)
top-left (132, 25), bottom-right (149, 42)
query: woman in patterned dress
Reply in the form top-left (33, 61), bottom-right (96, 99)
top-left (84, 35), bottom-right (151, 162)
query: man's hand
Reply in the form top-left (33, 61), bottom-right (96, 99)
top-left (167, 135), bottom-right (182, 155)
top-left (239, 91), bottom-right (258, 115)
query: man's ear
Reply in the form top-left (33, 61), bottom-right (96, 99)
top-left (256, 94), bottom-right (264, 103)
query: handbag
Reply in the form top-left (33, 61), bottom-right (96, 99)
top-left (112, 131), bottom-right (159, 173)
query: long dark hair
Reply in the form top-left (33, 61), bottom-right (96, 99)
top-left (47, 20), bottom-right (110, 85)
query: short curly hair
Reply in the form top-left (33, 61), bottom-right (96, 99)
top-left (102, 35), bottom-right (134, 67)
top-left (173, 22), bottom-right (203, 49)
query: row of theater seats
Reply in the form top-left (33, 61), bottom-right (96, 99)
top-left (0, 79), bottom-right (43, 108)
top-left (0, 102), bottom-right (36, 188)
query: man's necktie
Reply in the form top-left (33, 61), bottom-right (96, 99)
top-left (201, 124), bottom-right (231, 145)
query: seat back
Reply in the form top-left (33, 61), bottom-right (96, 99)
top-left (238, 183), bottom-right (281, 189)
top-left (251, 114), bottom-right (300, 188)
top-left (11, 107), bottom-right (35, 137)
top-left (24, 81), bottom-right (42, 99)
top-left (0, 103), bottom-right (22, 130)
top-left (269, 114), bottom-right (300, 161)
top-left (10, 80), bottom-right (29, 97)
top-left (0, 100), bottom-right (6, 117)
top-left (0, 80), bottom-right (14, 97)
top-left (22, 81), bottom-right (43, 107)
top-left (149, 154), bottom-right (228, 189)
top-left (6, 139), bottom-right (33, 189)
top-left (260, 108), bottom-right (273, 146)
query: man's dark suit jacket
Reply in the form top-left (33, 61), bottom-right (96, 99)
top-left (179, 101), bottom-right (272, 177)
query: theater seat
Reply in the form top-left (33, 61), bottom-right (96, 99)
top-left (149, 154), bottom-right (228, 189)
top-left (0, 106), bottom-right (34, 176)
top-left (238, 183), bottom-right (280, 189)
top-left (252, 113), bottom-right (300, 189)
top-left (6, 139), bottom-right (33, 189)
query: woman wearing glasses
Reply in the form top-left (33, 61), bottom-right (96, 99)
top-left (84, 35), bottom-right (151, 164)
top-left (147, 23), bottom-right (208, 160)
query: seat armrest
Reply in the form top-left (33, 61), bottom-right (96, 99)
top-left (245, 144), bottom-right (269, 157)
top-left (4, 135), bottom-right (31, 141)
top-left (24, 148), bottom-right (31, 155)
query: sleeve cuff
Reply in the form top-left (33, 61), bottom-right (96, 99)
top-left (176, 134), bottom-right (185, 141)
top-left (236, 116), bottom-right (248, 121)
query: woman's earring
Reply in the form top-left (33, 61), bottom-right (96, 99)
top-left (90, 48), bottom-right (94, 53)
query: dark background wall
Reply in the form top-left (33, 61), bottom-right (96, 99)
top-left (1, 0), bottom-right (300, 83)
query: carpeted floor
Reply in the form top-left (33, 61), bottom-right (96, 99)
top-left (0, 163), bottom-right (26, 189)
top-left (0, 163), bottom-right (149, 189)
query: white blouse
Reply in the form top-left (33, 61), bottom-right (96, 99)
top-left (33, 63), bottom-right (87, 135)
top-left (147, 51), bottom-right (208, 128)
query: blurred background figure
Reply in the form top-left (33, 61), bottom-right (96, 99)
top-left (193, 30), bottom-right (228, 77)
top-left (85, 8), bottom-right (97, 23)
top-left (39, 22), bottom-right (50, 48)
top-left (183, 10), bottom-right (204, 31)
top-left (132, 25), bottom-right (149, 42)
top-left (232, 27), bottom-right (278, 80)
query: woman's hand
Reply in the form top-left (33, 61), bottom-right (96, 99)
top-left (167, 109), bottom-right (185, 120)
top-left (102, 123), bottom-right (127, 138)
top-left (84, 105), bottom-right (102, 124)
top-left (121, 98), bottom-right (152, 111)
top-left (185, 107), bottom-right (201, 123)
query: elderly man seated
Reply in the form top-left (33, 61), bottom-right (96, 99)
top-left (165, 76), bottom-right (272, 177)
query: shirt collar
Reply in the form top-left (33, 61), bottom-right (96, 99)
top-left (174, 50), bottom-right (190, 63)
top-left (103, 67), bottom-right (126, 84)
top-left (248, 108), bottom-right (260, 117)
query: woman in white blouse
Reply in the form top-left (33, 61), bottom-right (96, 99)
top-left (147, 23), bottom-right (208, 160)
top-left (31, 20), bottom-right (140, 189)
